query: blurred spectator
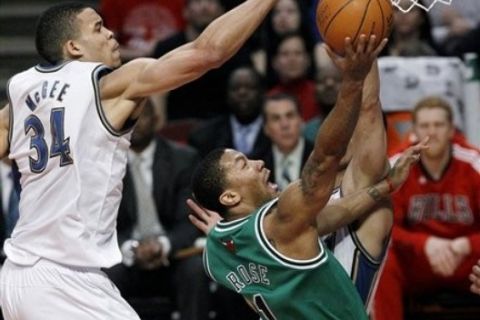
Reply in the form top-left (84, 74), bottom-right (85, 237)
top-left (261, 93), bottom-right (313, 191)
top-left (99, 0), bottom-right (185, 60)
top-left (446, 23), bottom-right (480, 58)
top-left (428, 0), bottom-right (480, 50)
top-left (373, 97), bottom-right (480, 320)
top-left (105, 102), bottom-right (211, 320)
top-left (304, 46), bottom-right (341, 144)
top-left (269, 33), bottom-right (320, 121)
top-left (0, 159), bottom-right (20, 265)
top-left (382, 0), bottom-right (439, 57)
top-left (260, 0), bottom-right (316, 84)
top-left (188, 66), bottom-right (270, 158)
top-left (152, 0), bottom-right (253, 120)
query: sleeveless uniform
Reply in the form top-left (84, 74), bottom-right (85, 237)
top-left (1, 61), bottom-right (139, 319)
top-left (323, 187), bottom-right (388, 311)
top-left (205, 198), bottom-right (368, 320)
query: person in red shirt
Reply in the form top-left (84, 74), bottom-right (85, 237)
top-left (373, 96), bottom-right (480, 320)
top-left (99, 0), bottom-right (185, 59)
top-left (268, 33), bottom-right (320, 121)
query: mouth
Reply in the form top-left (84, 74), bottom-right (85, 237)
top-left (264, 169), bottom-right (279, 192)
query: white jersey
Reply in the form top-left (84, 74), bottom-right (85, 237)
top-left (5, 61), bottom-right (132, 268)
top-left (323, 188), bottom-right (386, 311)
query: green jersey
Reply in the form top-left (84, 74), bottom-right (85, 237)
top-left (204, 198), bottom-right (368, 320)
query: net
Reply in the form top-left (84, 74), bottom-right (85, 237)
top-left (391, 0), bottom-right (452, 13)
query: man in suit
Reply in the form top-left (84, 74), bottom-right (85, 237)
top-left (188, 66), bottom-right (271, 159)
top-left (105, 102), bottom-right (211, 320)
top-left (0, 159), bottom-right (20, 265)
top-left (261, 93), bottom-right (313, 191)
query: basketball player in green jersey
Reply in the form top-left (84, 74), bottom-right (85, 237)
top-left (189, 35), bottom-right (420, 319)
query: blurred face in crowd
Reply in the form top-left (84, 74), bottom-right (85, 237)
top-left (219, 149), bottom-right (278, 210)
top-left (227, 67), bottom-right (263, 124)
top-left (393, 0), bottom-right (424, 37)
top-left (273, 35), bottom-right (310, 83)
top-left (271, 0), bottom-right (301, 35)
top-left (315, 64), bottom-right (341, 110)
top-left (185, 0), bottom-right (224, 31)
top-left (263, 97), bottom-right (303, 154)
top-left (413, 106), bottom-right (454, 159)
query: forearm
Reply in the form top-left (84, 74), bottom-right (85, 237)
top-left (316, 178), bottom-right (391, 235)
top-left (467, 234), bottom-right (480, 256)
top-left (0, 104), bottom-right (10, 159)
top-left (347, 61), bottom-right (386, 188)
top-left (193, 0), bottom-right (277, 66)
top-left (313, 79), bottom-right (364, 159)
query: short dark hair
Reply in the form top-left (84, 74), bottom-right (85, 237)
top-left (35, 2), bottom-right (89, 64)
top-left (192, 149), bottom-right (228, 216)
top-left (262, 92), bottom-right (301, 118)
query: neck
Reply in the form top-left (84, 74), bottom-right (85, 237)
top-left (421, 149), bottom-right (450, 180)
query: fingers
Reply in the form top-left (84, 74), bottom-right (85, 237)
top-left (356, 34), bottom-right (367, 54)
top-left (188, 214), bottom-right (209, 235)
top-left (344, 37), bottom-right (354, 57)
top-left (373, 38), bottom-right (389, 56)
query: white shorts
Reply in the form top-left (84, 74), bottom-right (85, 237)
top-left (0, 259), bottom-right (140, 320)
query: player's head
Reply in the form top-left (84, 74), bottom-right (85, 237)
top-left (412, 96), bottom-right (454, 159)
top-left (192, 149), bottom-right (277, 219)
top-left (36, 2), bottom-right (120, 67)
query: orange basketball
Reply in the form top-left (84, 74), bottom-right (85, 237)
top-left (316, 0), bottom-right (394, 56)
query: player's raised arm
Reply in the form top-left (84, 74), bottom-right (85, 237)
top-left (0, 104), bottom-right (10, 159)
top-left (275, 36), bottom-right (387, 229)
top-left (108, 0), bottom-right (277, 101)
top-left (316, 138), bottom-right (428, 236)
top-left (343, 59), bottom-right (388, 193)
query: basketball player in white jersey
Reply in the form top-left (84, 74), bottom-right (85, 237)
top-left (0, 1), bottom-right (280, 319)
top-left (322, 59), bottom-right (392, 314)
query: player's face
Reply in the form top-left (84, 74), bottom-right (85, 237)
top-left (271, 0), bottom-right (301, 35)
top-left (73, 8), bottom-right (121, 68)
top-left (264, 99), bottom-right (302, 153)
top-left (221, 149), bottom-right (278, 207)
top-left (413, 107), bottom-right (454, 159)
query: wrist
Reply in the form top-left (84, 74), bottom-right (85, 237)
top-left (386, 176), bottom-right (395, 193)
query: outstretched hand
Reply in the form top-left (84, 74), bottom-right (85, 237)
top-left (325, 35), bottom-right (388, 82)
top-left (389, 137), bottom-right (429, 191)
top-left (187, 198), bottom-right (222, 235)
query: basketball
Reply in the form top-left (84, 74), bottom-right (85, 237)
top-left (316, 0), bottom-right (394, 55)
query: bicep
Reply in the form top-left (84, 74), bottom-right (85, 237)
top-left (0, 104), bottom-right (10, 159)
top-left (123, 43), bottom-right (217, 100)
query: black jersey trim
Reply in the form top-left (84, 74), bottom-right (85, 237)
top-left (34, 61), bottom-right (73, 73)
top-left (255, 198), bottom-right (328, 270)
top-left (215, 215), bottom-right (250, 231)
top-left (91, 65), bottom-right (133, 137)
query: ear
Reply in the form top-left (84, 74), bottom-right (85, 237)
top-left (64, 40), bottom-right (83, 59)
top-left (219, 190), bottom-right (241, 208)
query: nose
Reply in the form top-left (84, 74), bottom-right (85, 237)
top-left (253, 159), bottom-right (265, 171)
